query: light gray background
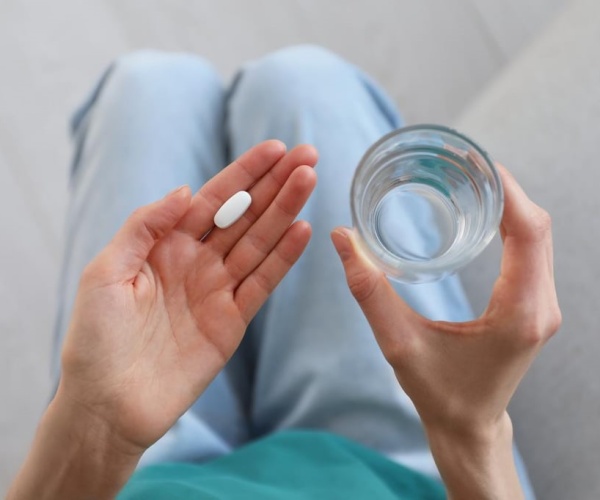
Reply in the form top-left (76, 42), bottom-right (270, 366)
top-left (4, 0), bottom-right (594, 497)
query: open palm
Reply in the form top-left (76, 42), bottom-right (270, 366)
top-left (57, 141), bottom-right (317, 451)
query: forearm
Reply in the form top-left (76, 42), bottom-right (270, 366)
top-left (7, 391), bottom-right (143, 500)
top-left (425, 413), bottom-right (524, 500)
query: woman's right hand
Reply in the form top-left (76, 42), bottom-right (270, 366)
top-left (331, 164), bottom-right (561, 499)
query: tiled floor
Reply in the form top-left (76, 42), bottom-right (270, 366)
top-left (0, 0), bottom-right (566, 492)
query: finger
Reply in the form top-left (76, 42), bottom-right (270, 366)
top-left (224, 165), bottom-right (317, 282)
top-left (235, 220), bottom-right (312, 323)
top-left (206, 144), bottom-right (318, 254)
top-left (100, 186), bottom-right (192, 282)
top-left (487, 165), bottom-right (560, 334)
top-left (495, 164), bottom-right (555, 291)
top-left (330, 227), bottom-right (420, 351)
top-left (176, 140), bottom-right (287, 238)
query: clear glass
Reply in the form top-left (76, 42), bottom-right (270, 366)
top-left (351, 124), bottom-right (503, 283)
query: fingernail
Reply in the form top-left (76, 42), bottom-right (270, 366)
top-left (167, 185), bottom-right (188, 197)
top-left (331, 227), bottom-right (352, 260)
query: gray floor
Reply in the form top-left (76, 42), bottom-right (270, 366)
top-left (0, 0), bottom-right (566, 493)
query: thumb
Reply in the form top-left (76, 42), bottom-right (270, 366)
top-left (103, 185), bottom-right (192, 280)
top-left (331, 227), bottom-right (415, 333)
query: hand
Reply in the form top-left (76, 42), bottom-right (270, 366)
top-left (57, 140), bottom-right (318, 454)
top-left (331, 164), bottom-right (560, 438)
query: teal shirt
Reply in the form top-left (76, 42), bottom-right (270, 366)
top-left (118, 430), bottom-right (445, 499)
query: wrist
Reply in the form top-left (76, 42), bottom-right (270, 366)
top-left (424, 411), bottom-right (513, 450)
top-left (50, 386), bottom-right (146, 460)
top-left (7, 387), bottom-right (143, 500)
top-left (425, 413), bottom-right (524, 500)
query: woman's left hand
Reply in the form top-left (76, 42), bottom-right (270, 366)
top-left (57, 140), bottom-right (317, 454)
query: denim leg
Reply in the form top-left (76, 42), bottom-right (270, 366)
top-left (226, 45), bottom-right (536, 498)
top-left (52, 50), bottom-right (248, 466)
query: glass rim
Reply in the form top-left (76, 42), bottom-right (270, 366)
top-left (350, 124), bottom-right (504, 281)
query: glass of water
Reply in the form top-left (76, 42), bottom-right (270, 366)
top-left (350, 124), bottom-right (503, 283)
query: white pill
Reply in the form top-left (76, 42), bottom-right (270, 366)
top-left (214, 191), bottom-right (252, 229)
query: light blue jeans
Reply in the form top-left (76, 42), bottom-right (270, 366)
top-left (52, 45), bottom-right (535, 498)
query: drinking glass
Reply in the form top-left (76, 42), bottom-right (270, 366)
top-left (350, 124), bottom-right (503, 283)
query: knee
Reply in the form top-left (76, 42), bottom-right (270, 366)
top-left (253, 44), bottom-right (351, 78)
top-left (232, 45), bottom-right (356, 112)
top-left (104, 50), bottom-right (222, 106)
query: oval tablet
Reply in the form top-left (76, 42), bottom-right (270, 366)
top-left (214, 191), bottom-right (252, 229)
